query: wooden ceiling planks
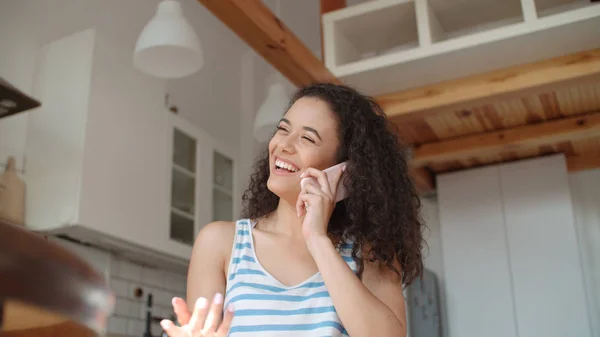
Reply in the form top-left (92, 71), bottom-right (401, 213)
top-left (378, 48), bottom-right (600, 123)
top-left (402, 80), bottom-right (600, 145)
top-left (404, 78), bottom-right (600, 176)
top-left (411, 111), bottom-right (600, 167)
top-left (426, 139), bottom-right (600, 174)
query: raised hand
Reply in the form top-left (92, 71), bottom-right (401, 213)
top-left (161, 293), bottom-right (234, 337)
top-left (296, 166), bottom-right (345, 241)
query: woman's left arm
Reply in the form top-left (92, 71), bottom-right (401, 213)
top-left (306, 236), bottom-right (407, 337)
top-left (298, 167), bottom-right (407, 337)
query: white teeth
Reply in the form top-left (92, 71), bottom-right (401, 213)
top-left (276, 159), bottom-right (298, 172)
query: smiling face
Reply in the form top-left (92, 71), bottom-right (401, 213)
top-left (267, 97), bottom-right (341, 203)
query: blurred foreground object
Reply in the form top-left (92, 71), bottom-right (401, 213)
top-left (0, 219), bottom-right (115, 336)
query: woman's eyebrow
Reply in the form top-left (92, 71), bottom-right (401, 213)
top-left (279, 118), bottom-right (322, 141)
top-left (303, 126), bottom-right (322, 141)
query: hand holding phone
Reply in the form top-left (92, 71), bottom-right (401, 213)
top-left (300, 162), bottom-right (349, 202)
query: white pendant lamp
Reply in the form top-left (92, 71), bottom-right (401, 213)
top-left (254, 83), bottom-right (289, 143)
top-left (134, 0), bottom-right (203, 78)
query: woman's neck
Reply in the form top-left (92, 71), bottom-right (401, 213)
top-left (259, 199), bottom-right (304, 238)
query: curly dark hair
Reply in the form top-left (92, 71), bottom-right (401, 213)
top-left (242, 83), bottom-right (424, 285)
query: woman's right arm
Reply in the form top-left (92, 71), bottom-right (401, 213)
top-left (186, 221), bottom-right (236, 310)
top-left (166, 221), bottom-right (236, 334)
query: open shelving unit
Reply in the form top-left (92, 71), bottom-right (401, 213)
top-left (323, 0), bottom-right (600, 95)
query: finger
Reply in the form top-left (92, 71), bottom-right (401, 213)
top-left (160, 320), bottom-right (187, 337)
top-left (202, 293), bottom-right (224, 334)
top-left (296, 192), bottom-right (305, 218)
top-left (297, 193), bottom-right (321, 213)
top-left (172, 297), bottom-right (191, 326)
top-left (216, 304), bottom-right (235, 336)
top-left (303, 182), bottom-right (330, 200)
top-left (187, 297), bottom-right (209, 335)
top-left (302, 168), bottom-right (331, 196)
top-left (297, 178), bottom-right (318, 217)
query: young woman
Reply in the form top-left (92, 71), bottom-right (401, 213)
top-left (160, 83), bottom-right (424, 337)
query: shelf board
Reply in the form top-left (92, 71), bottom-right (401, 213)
top-left (172, 163), bottom-right (195, 178)
top-left (213, 184), bottom-right (233, 198)
top-left (171, 207), bottom-right (195, 221)
top-left (330, 3), bottom-right (600, 95)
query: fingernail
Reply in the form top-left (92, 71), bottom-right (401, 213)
top-left (213, 293), bottom-right (223, 304)
top-left (171, 297), bottom-right (180, 306)
top-left (227, 304), bottom-right (235, 313)
top-left (300, 171), bottom-right (306, 177)
top-left (160, 320), bottom-right (172, 330)
top-left (195, 297), bottom-right (208, 309)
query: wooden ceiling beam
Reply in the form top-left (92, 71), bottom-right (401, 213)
top-left (197, 0), bottom-right (340, 87)
top-left (377, 48), bottom-right (600, 122)
top-left (411, 111), bottom-right (600, 167)
top-left (409, 167), bottom-right (436, 195)
top-left (567, 154), bottom-right (600, 172)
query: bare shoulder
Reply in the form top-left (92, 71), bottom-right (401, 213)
top-left (195, 221), bottom-right (236, 245)
top-left (192, 221), bottom-right (237, 256)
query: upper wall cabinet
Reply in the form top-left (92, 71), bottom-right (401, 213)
top-left (322, 0), bottom-right (600, 95)
top-left (166, 113), bottom-right (239, 248)
top-left (24, 28), bottom-right (194, 271)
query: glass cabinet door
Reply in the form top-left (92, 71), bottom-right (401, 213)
top-left (212, 151), bottom-right (234, 222)
top-left (169, 127), bottom-right (197, 246)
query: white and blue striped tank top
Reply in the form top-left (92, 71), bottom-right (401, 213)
top-left (224, 219), bottom-right (358, 337)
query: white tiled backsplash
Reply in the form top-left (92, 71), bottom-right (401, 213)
top-left (48, 237), bottom-right (187, 337)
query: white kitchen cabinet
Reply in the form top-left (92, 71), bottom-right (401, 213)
top-left (206, 137), bottom-right (238, 223)
top-left (24, 28), bottom-right (192, 270)
top-left (437, 154), bottom-right (592, 337)
top-left (438, 166), bottom-right (517, 337)
top-left (166, 113), bottom-right (239, 247)
top-left (167, 114), bottom-right (203, 247)
top-left (499, 155), bottom-right (591, 337)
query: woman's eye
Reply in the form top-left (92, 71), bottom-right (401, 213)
top-left (277, 126), bottom-right (288, 132)
top-left (302, 136), bottom-right (315, 143)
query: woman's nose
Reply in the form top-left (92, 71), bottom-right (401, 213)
top-left (277, 136), bottom-right (296, 154)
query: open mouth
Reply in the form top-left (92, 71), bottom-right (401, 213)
top-left (275, 158), bottom-right (300, 173)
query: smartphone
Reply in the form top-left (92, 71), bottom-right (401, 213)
top-left (300, 161), bottom-right (349, 202)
